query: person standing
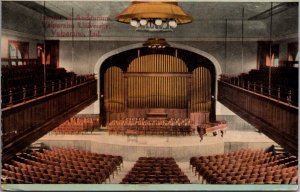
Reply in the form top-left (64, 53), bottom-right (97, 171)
top-left (197, 125), bottom-right (205, 142)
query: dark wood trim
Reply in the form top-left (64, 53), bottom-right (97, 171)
top-left (2, 95), bottom-right (97, 163)
top-left (218, 81), bottom-right (298, 155)
top-left (124, 72), bottom-right (192, 77)
top-left (2, 80), bottom-right (97, 114)
top-left (219, 81), bottom-right (298, 111)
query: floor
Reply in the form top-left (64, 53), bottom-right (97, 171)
top-left (109, 161), bottom-right (202, 184)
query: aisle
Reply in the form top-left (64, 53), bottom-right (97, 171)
top-left (177, 162), bottom-right (203, 184)
top-left (109, 161), bottom-right (135, 184)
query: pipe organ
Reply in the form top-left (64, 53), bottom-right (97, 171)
top-left (191, 67), bottom-right (211, 112)
top-left (104, 67), bottom-right (125, 112)
top-left (104, 53), bottom-right (213, 123)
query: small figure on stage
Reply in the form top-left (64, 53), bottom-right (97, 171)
top-left (197, 125), bottom-right (205, 142)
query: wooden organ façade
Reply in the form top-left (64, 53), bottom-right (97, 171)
top-left (100, 48), bottom-right (216, 128)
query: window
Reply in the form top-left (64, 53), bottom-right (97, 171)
top-left (287, 42), bottom-right (298, 67)
top-left (8, 40), bottom-right (29, 65)
top-left (271, 44), bottom-right (279, 67)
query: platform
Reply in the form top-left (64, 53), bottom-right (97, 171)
top-left (39, 130), bottom-right (275, 162)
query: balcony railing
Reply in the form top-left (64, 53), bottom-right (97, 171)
top-left (219, 75), bottom-right (298, 107)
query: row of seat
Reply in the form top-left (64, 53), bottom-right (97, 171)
top-left (50, 116), bottom-right (100, 135)
top-left (190, 149), bottom-right (298, 184)
top-left (1, 64), bottom-right (95, 108)
top-left (1, 147), bottom-right (122, 184)
top-left (220, 67), bottom-right (298, 105)
top-left (108, 118), bottom-right (193, 136)
top-left (120, 157), bottom-right (190, 184)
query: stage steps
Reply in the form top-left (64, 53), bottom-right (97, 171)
top-left (272, 144), bottom-right (288, 156)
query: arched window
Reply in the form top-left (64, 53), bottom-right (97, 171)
top-left (8, 40), bottom-right (29, 66)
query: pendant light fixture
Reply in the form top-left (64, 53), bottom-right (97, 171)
top-left (116, 1), bottom-right (192, 32)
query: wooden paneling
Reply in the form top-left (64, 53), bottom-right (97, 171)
top-left (218, 81), bottom-right (298, 155)
top-left (2, 80), bottom-right (97, 162)
top-left (126, 108), bottom-right (188, 119)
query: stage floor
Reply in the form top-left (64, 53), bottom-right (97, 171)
top-left (39, 130), bottom-right (275, 162)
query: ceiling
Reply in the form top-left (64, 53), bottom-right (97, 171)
top-left (4, 1), bottom-right (298, 40)
top-left (31, 1), bottom-right (297, 20)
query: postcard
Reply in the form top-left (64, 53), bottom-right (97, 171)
top-left (1, 0), bottom-right (298, 191)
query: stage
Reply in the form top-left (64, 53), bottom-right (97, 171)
top-left (38, 130), bottom-right (275, 162)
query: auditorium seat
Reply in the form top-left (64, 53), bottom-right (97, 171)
top-left (107, 118), bottom-right (192, 136)
top-left (1, 147), bottom-right (123, 184)
top-left (50, 115), bottom-right (100, 135)
top-left (220, 67), bottom-right (298, 105)
top-left (120, 157), bottom-right (190, 184)
top-left (190, 149), bottom-right (298, 184)
top-left (1, 64), bottom-right (95, 108)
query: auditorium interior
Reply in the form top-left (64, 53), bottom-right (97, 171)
top-left (1, 0), bottom-right (299, 189)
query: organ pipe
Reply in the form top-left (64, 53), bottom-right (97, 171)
top-left (105, 54), bottom-right (212, 114)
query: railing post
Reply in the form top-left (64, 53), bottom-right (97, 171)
top-left (65, 78), bottom-right (68, 88)
top-left (260, 84), bottom-right (263, 95)
top-left (233, 78), bottom-right (236, 85)
top-left (268, 86), bottom-right (271, 96)
top-left (247, 81), bottom-right (250, 90)
top-left (44, 83), bottom-right (47, 95)
top-left (52, 82), bottom-right (55, 92)
top-left (58, 80), bottom-right (61, 90)
top-left (287, 90), bottom-right (292, 104)
top-left (253, 82), bottom-right (256, 92)
top-left (9, 88), bottom-right (13, 105)
top-left (34, 85), bottom-right (37, 98)
top-left (23, 87), bottom-right (26, 102)
top-left (237, 78), bottom-right (240, 86)
top-left (71, 78), bottom-right (73, 87)
top-left (277, 88), bottom-right (281, 100)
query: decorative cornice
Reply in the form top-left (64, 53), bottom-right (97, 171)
top-left (2, 28), bottom-right (297, 42)
top-left (2, 29), bottom-right (44, 41)
top-left (44, 34), bottom-right (298, 42)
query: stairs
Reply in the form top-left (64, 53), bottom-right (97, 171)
top-left (272, 144), bottom-right (288, 156)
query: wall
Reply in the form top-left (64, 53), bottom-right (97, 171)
top-left (1, 2), bottom-right (44, 60)
top-left (58, 40), bottom-right (258, 76)
top-left (2, 2), bottom-right (44, 36)
top-left (1, 34), bottom-right (43, 60)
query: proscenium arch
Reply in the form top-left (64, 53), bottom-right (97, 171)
top-left (93, 43), bottom-right (222, 114)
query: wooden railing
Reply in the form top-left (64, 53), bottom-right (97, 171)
top-left (2, 79), bottom-right (97, 162)
top-left (219, 75), bottom-right (298, 107)
top-left (1, 58), bottom-right (38, 66)
top-left (2, 74), bottom-right (95, 108)
top-left (218, 80), bottom-right (298, 155)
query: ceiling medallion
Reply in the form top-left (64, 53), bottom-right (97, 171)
top-left (116, 1), bottom-right (192, 32)
top-left (143, 38), bottom-right (170, 48)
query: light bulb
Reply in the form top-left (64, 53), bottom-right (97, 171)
top-left (169, 20), bottom-right (177, 28)
top-left (162, 22), bottom-right (168, 28)
top-left (140, 19), bottom-right (147, 26)
top-left (155, 19), bottom-right (162, 26)
top-left (130, 20), bottom-right (138, 27)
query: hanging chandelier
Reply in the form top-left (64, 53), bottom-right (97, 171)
top-left (143, 38), bottom-right (170, 48)
top-left (116, 1), bottom-right (193, 32)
